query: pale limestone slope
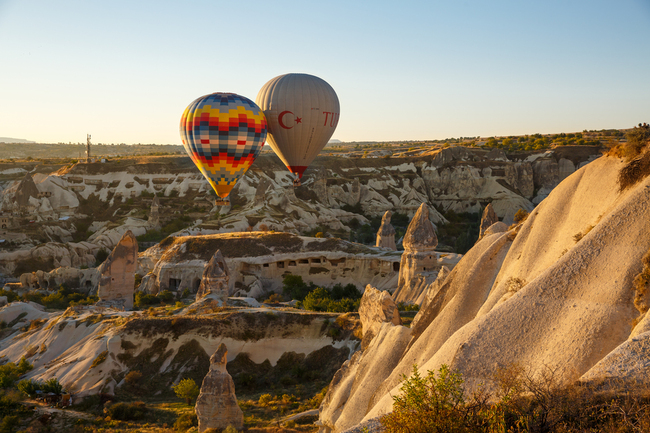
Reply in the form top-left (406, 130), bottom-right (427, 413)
top-left (364, 156), bottom-right (650, 421)
top-left (368, 229), bottom-right (513, 411)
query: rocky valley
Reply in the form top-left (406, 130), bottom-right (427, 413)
top-left (0, 133), bottom-right (648, 433)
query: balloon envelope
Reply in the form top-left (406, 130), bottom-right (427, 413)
top-left (256, 73), bottom-right (339, 180)
top-left (180, 93), bottom-right (267, 198)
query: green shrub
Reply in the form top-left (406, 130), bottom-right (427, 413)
top-left (303, 287), bottom-right (331, 312)
top-left (302, 287), bottom-right (360, 313)
top-left (91, 351), bottom-right (108, 369)
top-left (0, 358), bottom-right (33, 389)
top-left (174, 412), bottom-right (198, 431)
top-left (157, 290), bottom-right (174, 304)
top-left (397, 302), bottom-right (420, 312)
top-left (17, 379), bottom-right (41, 397)
top-left (0, 415), bottom-right (18, 432)
top-left (134, 291), bottom-right (159, 308)
top-left (41, 377), bottom-right (63, 395)
top-left (381, 365), bottom-right (478, 432)
top-left (330, 283), bottom-right (361, 300)
top-left (105, 401), bottom-right (148, 420)
top-left (22, 286), bottom-right (97, 310)
top-left (282, 275), bottom-right (313, 301)
top-left (258, 393), bottom-right (272, 407)
top-left (95, 248), bottom-right (110, 266)
top-left (513, 208), bottom-right (529, 224)
top-left (0, 290), bottom-right (18, 304)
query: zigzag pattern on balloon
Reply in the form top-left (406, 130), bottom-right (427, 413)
top-left (179, 93), bottom-right (267, 198)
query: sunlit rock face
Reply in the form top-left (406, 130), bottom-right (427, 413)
top-left (393, 203), bottom-right (442, 304)
top-left (195, 343), bottom-right (243, 432)
top-left (196, 249), bottom-right (229, 303)
top-left (375, 211), bottom-right (396, 250)
top-left (479, 203), bottom-right (498, 240)
top-left (97, 230), bottom-right (138, 310)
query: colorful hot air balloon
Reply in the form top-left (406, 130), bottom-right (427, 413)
top-left (180, 93), bottom-right (267, 204)
top-left (256, 73), bottom-right (339, 186)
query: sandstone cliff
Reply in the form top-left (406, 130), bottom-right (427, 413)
top-left (320, 154), bottom-right (650, 431)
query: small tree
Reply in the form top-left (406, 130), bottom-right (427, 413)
top-left (172, 378), bottom-right (200, 405)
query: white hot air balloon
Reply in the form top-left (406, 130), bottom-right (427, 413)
top-left (256, 73), bottom-right (340, 186)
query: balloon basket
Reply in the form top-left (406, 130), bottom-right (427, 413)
top-left (215, 199), bottom-right (230, 206)
top-left (292, 178), bottom-right (301, 187)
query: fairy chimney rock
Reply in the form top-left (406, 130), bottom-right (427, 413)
top-left (97, 230), bottom-right (138, 310)
top-left (14, 173), bottom-right (40, 209)
top-left (195, 343), bottom-right (243, 432)
top-left (148, 195), bottom-right (160, 229)
top-left (196, 250), bottom-right (230, 302)
top-left (394, 203), bottom-right (440, 304)
top-left (479, 203), bottom-right (498, 240)
top-left (376, 211), bottom-right (397, 250)
top-left (403, 203), bottom-right (438, 252)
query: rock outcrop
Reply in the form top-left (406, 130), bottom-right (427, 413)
top-left (326, 155), bottom-right (650, 427)
top-left (148, 195), bottom-right (161, 229)
top-left (195, 343), bottom-right (244, 432)
top-left (319, 287), bottom-right (409, 433)
top-left (358, 285), bottom-right (401, 347)
top-left (393, 203), bottom-right (440, 304)
top-left (196, 250), bottom-right (229, 303)
top-left (96, 230), bottom-right (138, 310)
top-left (13, 173), bottom-right (39, 209)
top-left (478, 203), bottom-right (498, 240)
top-left (136, 233), bottom-right (420, 297)
top-left (375, 211), bottom-right (396, 250)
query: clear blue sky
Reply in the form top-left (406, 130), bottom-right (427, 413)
top-left (1, 0), bottom-right (649, 144)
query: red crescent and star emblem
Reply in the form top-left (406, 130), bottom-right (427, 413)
top-left (278, 111), bottom-right (302, 129)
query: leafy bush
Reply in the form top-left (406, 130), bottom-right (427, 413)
top-left (0, 290), bottom-right (18, 304)
top-left (397, 302), bottom-right (420, 312)
top-left (174, 412), bottom-right (198, 431)
top-left (95, 248), bottom-right (110, 266)
top-left (134, 291), bottom-right (159, 308)
top-left (0, 358), bottom-right (33, 388)
top-left (41, 378), bottom-right (63, 395)
top-left (302, 287), bottom-right (360, 313)
top-left (172, 378), bottom-right (199, 405)
top-left (258, 393), bottom-right (272, 407)
top-left (157, 290), bottom-right (174, 304)
top-left (303, 287), bottom-right (331, 312)
top-left (620, 123), bottom-right (650, 159)
top-left (381, 364), bottom-right (499, 433)
top-left (17, 379), bottom-right (41, 397)
top-left (124, 371), bottom-right (143, 387)
top-left (0, 414), bottom-right (18, 432)
top-left (282, 275), bottom-right (314, 301)
top-left (91, 351), bottom-right (108, 369)
top-left (332, 282), bottom-right (361, 299)
top-left (105, 401), bottom-right (148, 421)
top-left (21, 286), bottom-right (97, 310)
top-left (382, 363), bottom-right (650, 433)
top-left (513, 208), bottom-right (529, 224)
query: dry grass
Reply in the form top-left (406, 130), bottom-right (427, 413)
top-left (506, 277), bottom-right (527, 294)
top-left (633, 250), bottom-right (650, 317)
top-left (618, 150), bottom-right (650, 191)
top-left (382, 363), bottom-right (650, 433)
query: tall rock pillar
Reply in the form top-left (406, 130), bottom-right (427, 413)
top-left (393, 203), bottom-right (439, 303)
top-left (376, 211), bottom-right (397, 250)
top-left (195, 343), bottom-right (243, 432)
top-left (97, 230), bottom-right (138, 310)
